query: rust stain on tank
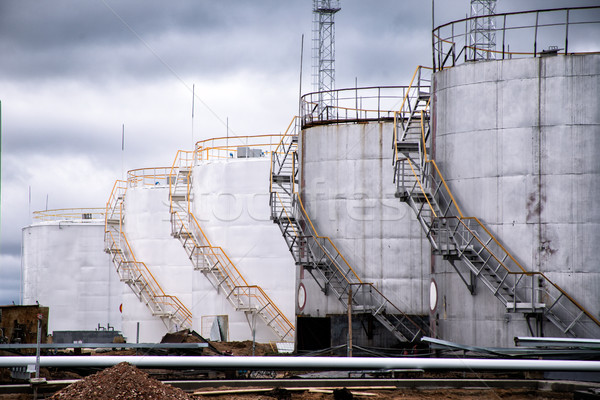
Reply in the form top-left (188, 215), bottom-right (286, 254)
top-left (526, 192), bottom-right (545, 222)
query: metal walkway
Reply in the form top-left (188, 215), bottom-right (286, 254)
top-left (270, 117), bottom-right (427, 343)
top-left (168, 151), bottom-right (294, 342)
top-left (393, 66), bottom-right (600, 338)
top-left (104, 180), bottom-right (192, 331)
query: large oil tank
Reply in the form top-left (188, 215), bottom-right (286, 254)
top-left (298, 88), bottom-right (431, 348)
top-left (432, 54), bottom-right (600, 346)
top-left (120, 168), bottom-right (193, 343)
top-left (190, 136), bottom-right (296, 343)
top-left (21, 209), bottom-right (122, 333)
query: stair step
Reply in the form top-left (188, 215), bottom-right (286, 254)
top-left (272, 175), bottom-right (292, 183)
top-left (352, 305), bottom-right (373, 312)
top-left (396, 142), bottom-right (420, 153)
top-left (152, 311), bottom-right (173, 317)
top-left (409, 191), bottom-right (434, 202)
top-left (506, 302), bottom-right (545, 311)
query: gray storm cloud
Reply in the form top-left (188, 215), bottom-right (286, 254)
top-left (1, 0), bottom-right (597, 304)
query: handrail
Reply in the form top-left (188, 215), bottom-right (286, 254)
top-left (195, 134), bottom-right (284, 162)
top-left (269, 123), bottom-right (363, 285)
top-left (169, 150), bottom-right (195, 215)
top-left (301, 86), bottom-right (410, 128)
top-left (392, 66), bottom-right (433, 165)
top-left (33, 208), bottom-right (105, 222)
top-left (127, 167), bottom-right (172, 188)
top-left (433, 6), bottom-right (600, 71)
top-left (272, 191), bottom-right (361, 285)
top-left (451, 215), bottom-right (600, 328)
top-left (295, 195), bottom-right (362, 283)
top-left (348, 282), bottom-right (427, 335)
top-left (104, 179), bottom-right (193, 328)
top-left (231, 285), bottom-right (295, 334)
top-left (105, 184), bottom-right (193, 317)
top-left (105, 230), bottom-right (191, 319)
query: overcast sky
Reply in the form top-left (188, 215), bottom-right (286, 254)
top-left (1, 0), bottom-right (598, 305)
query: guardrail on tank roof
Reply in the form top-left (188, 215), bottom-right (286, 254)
top-left (194, 134), bottom-right (284, 162)
top-left (300, 86), bottom-right (410, 128)
top-left (127, 167), bottom-right (172, 188)
top-left (33, 208), bottom-right (105, 222)
top-left (433, 6), bottom-right (600, 71)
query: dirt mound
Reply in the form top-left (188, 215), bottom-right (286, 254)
top-left (50, 362), bottom-right (192, 400)
top-left (211, 340), bottom-right (276, 356)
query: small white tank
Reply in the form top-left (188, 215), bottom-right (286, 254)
top-left (22, 209), bottom-right (122, 333)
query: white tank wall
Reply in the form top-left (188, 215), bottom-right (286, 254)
top-left (299, 122), bottom-right (431, 317)
top-left (122, 185), bottom-right (193, 343)
top-left (192, 157), bottom-right (296, 343)
top-left (433, 54), bottom-right (600, 346)
top-left (22, 222), bottom-right (122, 333)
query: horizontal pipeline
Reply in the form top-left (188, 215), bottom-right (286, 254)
top-left (0, 357), bottom-right (599, 371)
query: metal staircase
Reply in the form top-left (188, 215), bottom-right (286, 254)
top-left (394, 66), bottom-right (600, 338)
top-left (168, 150), bottom-right (294, 342)
top-left (104, 180), bottom-right (192, 331)
top-left (270, 117), bottom-right (427, 343)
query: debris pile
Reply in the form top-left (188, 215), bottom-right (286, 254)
top-left (50, 362), bottom-right (192, 400)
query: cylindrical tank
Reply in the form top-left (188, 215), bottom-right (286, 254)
top-left (121, 168), bottom-right (193, 343)
top-left (432, 54), bottom-right (600, 346)
top-left (21, 209), bottom-right (122, 334)
top-left (191, 136), bottom-right (296, 343)
top-left (299, 120), bottom-right (431, 347)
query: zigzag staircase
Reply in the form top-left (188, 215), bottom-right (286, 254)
top-left (104, 180), bottom-right (192, 331)
top-left (270, 117), bottom-right (427, 343)
top-left (168, 150), bottom-right (294, 341)
top-left (394, 66), bottom-right (600, 338)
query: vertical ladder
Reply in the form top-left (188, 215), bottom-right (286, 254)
top-left (169, 151), bottom-right (295, 342)
top-left (270, 117), bottom-right (427, 343)
top-left (394, 66), bottom-right (600, 338)
top-left (104, 180), bottom-right (192, 331)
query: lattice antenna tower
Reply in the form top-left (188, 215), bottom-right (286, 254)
top-left (312, 0), bottom-right (341, 115)
top-left (469, 0), bottom-right (497, 60)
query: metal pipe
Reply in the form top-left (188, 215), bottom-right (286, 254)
top-left (515, 337), bottom-right (600, 348)
top-left (0, 356), bottom-right (598, 371)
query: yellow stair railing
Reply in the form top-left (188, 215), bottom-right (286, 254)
top-left (104, 180), bottom-right (192, 330)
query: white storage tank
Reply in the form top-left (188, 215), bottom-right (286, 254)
top-left (190, 135), bottom-right (296, 343)
top-left (297, 88), bottom-right (431, 348)
top-left (119, 168), bottom-right (194, 343)
top-left (432, 54), bottom-right (600, 346)
top-left (21, 209), bottom-right (122, 334)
